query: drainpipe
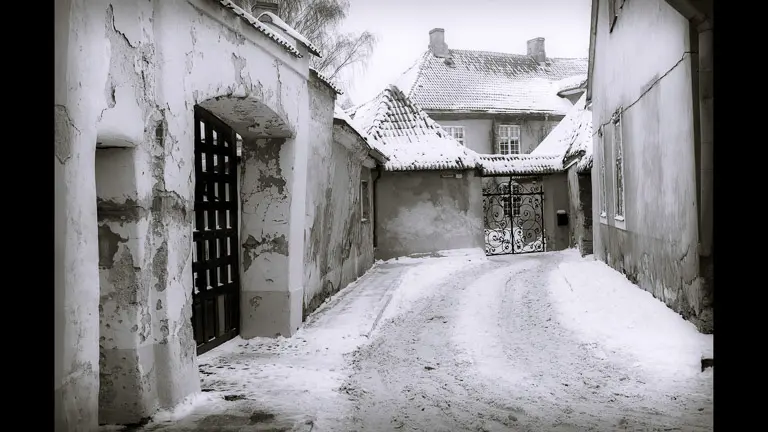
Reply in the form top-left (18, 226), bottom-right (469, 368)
top-left (697, 20), bottom-right (713, 260)
top-left (372, 164), bottom-right (383, 249)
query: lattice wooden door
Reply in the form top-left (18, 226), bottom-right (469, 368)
top-left (191, 106), bottom-right (240, 355)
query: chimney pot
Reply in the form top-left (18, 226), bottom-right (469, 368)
top-left (251, 1), bottom-right (279, 16)
top-left (527, 37), bottom-right (546, 63)
top-left (429, 28), bottom-right (450, 58)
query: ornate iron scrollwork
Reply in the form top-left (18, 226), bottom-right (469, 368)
top-left (483, 178), bottom-right (545, 255)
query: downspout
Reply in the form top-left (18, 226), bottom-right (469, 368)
top-left (372, 164), bottom-right (384, 249)
top-left (696, 19), bottom-right (714, 330)
top-left (697, 20), bottom-right (713, 261)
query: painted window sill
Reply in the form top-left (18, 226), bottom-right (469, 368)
top-left (361, 218), bottom-right (370, 223)
top-left (599, 213), bottom-right (608, 225)
top-left (614, 216), bottom-right (626, 230)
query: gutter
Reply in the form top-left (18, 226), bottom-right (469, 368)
top-left (586, 0), bottom-right (600, 104)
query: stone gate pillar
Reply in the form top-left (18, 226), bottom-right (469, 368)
top-left (55, 0), bottom-right (109, 430)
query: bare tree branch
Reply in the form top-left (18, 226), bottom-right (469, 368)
top-left (232, 0), bottom-right (376, 89)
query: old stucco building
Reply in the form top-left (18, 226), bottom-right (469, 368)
top-left (397, 29), bottom-right (587, 157)
top-left (347, 85), bottom-right (484, 260)
top-left (587, 0), bottom-right (713, 331)
top-left (55, 1), bottom-right (382, 429)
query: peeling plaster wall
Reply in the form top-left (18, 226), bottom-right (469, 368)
top-left (375, 171), bottom-right (483, 260)
top-left (55, 1), bottom-right (106, 430)
top-left (567, 166), bottom-right (593, 255)
top-left (590, 0), bottom-right (709, 329)
top-left (56, 0), bottom-right (311, 428)
top-left (303, 79), bottom-right (374, 316)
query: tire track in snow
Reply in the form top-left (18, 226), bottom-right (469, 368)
top-left (341, 253), bottom-right (712, 432)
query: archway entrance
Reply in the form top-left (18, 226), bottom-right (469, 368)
top-left (192, 106), bottom-right (241, 354)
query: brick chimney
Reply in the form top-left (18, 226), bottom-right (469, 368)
top-left (251, 1), bottom-right (279, 16)
top-left (527, 37), bottom-right (546, 63)
top-left (429, 28), bottom-right (450, 58)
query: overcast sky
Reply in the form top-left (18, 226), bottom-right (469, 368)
top-left (338, 0), bottom-right (591, 105)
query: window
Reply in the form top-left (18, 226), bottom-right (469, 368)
top-left (443, 126), bottom-right (465, 146)
top-left (599, 132), bottom-right (608, 220)
top-left (497, 125), bottom-right (521, 154)
top-left (361, 180), bottom-right (371, 222)
top-left (612, 113), bottom-right (625, 224)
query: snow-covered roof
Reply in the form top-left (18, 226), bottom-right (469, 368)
top-left (531, 93), bottom-right (593, 174)
top-left (310, 68), bottom-right (343, 95)
top-left (256, 11), bottom-right (322, 57)
top-left (555, 74), bottom-right (588, 96)
top-left (400, 50), bottom-right (588, 115)
top-left (478, 154), bottom-right (563, 176)
top-left (347, 85), bottom-right (480, 171)
top-left (216, 1), bottom-right (320, 59)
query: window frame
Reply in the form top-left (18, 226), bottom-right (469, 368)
top-left (598, 130), bottom-right (608, 223)
top-left (496, 124), bottom-right (522, 155)
top-left (443, 125), bottom-right (466, 146)
top-left (612, 112), bottom-right (626, 229)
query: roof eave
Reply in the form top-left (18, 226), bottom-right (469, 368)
top-left (256, 11), bottom-right (323, 57)
top-left (423, 108), bottom-right (569, 116)
top-left (310, 68), bottom-right (343, 95)
top-left (216, 0), bottom-right (303, 58)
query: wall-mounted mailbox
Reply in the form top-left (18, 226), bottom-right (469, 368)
top-left (557, 210), bottom-right (568, 226)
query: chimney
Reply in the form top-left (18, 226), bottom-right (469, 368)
top-left (429, 28), bottom-right (450, 58)
top-left (527, 37), bottom-right (546, 63)
top-left (251, 1), bottom-right (279, 16)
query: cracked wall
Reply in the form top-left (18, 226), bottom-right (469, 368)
top-left (303, 78), bottom-right (375, 317)
top-left (590, 0), bottom-right (710, 331)
top-left (376, 171), bottom-right (484, 260)
top-left (57, 0), bottom-right (311, 429)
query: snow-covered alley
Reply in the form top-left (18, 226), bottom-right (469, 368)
top-left (128, 250), bottom-right (713, 432)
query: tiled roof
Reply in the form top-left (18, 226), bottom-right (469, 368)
top-left (478, 154), bottom-right (563, 176)
top-left (310, 67), bottom-right (343, 95)
top-left (257, 11), bottom-right (322, 57)
top-left (347, 85), bottom-right (480, 172)
top-left (401, 50), bottom-right (588, 115)
top-left (531, 93), bottom-right (593, 174)
top-left (333, 104), bottom-right (389, 164)
top-left (216, 1), bottom-right (320, 59)
top-left (555, 74), bottom-right (588, 96)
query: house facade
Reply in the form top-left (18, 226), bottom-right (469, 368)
top-left (55, 1), bottom-right (380, 430)
top-left (587, 0), bottom-right (713, 331)
top-left (391, 29), bottom-right (589, 255)
top-left (398, 29), bottom-right (588, 158)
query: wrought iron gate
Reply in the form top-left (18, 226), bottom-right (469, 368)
top-left (482, 179), bottom-right (545, 255)
top-left (191, 106), bottom-right (240, 355)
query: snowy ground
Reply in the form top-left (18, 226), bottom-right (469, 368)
top-left (119, 249), bottom-right (712, 432)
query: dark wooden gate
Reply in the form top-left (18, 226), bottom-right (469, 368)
top-left (191, 106), bottom-right (240, 355)
top-left (482, 178), bottom-right (545, 256)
